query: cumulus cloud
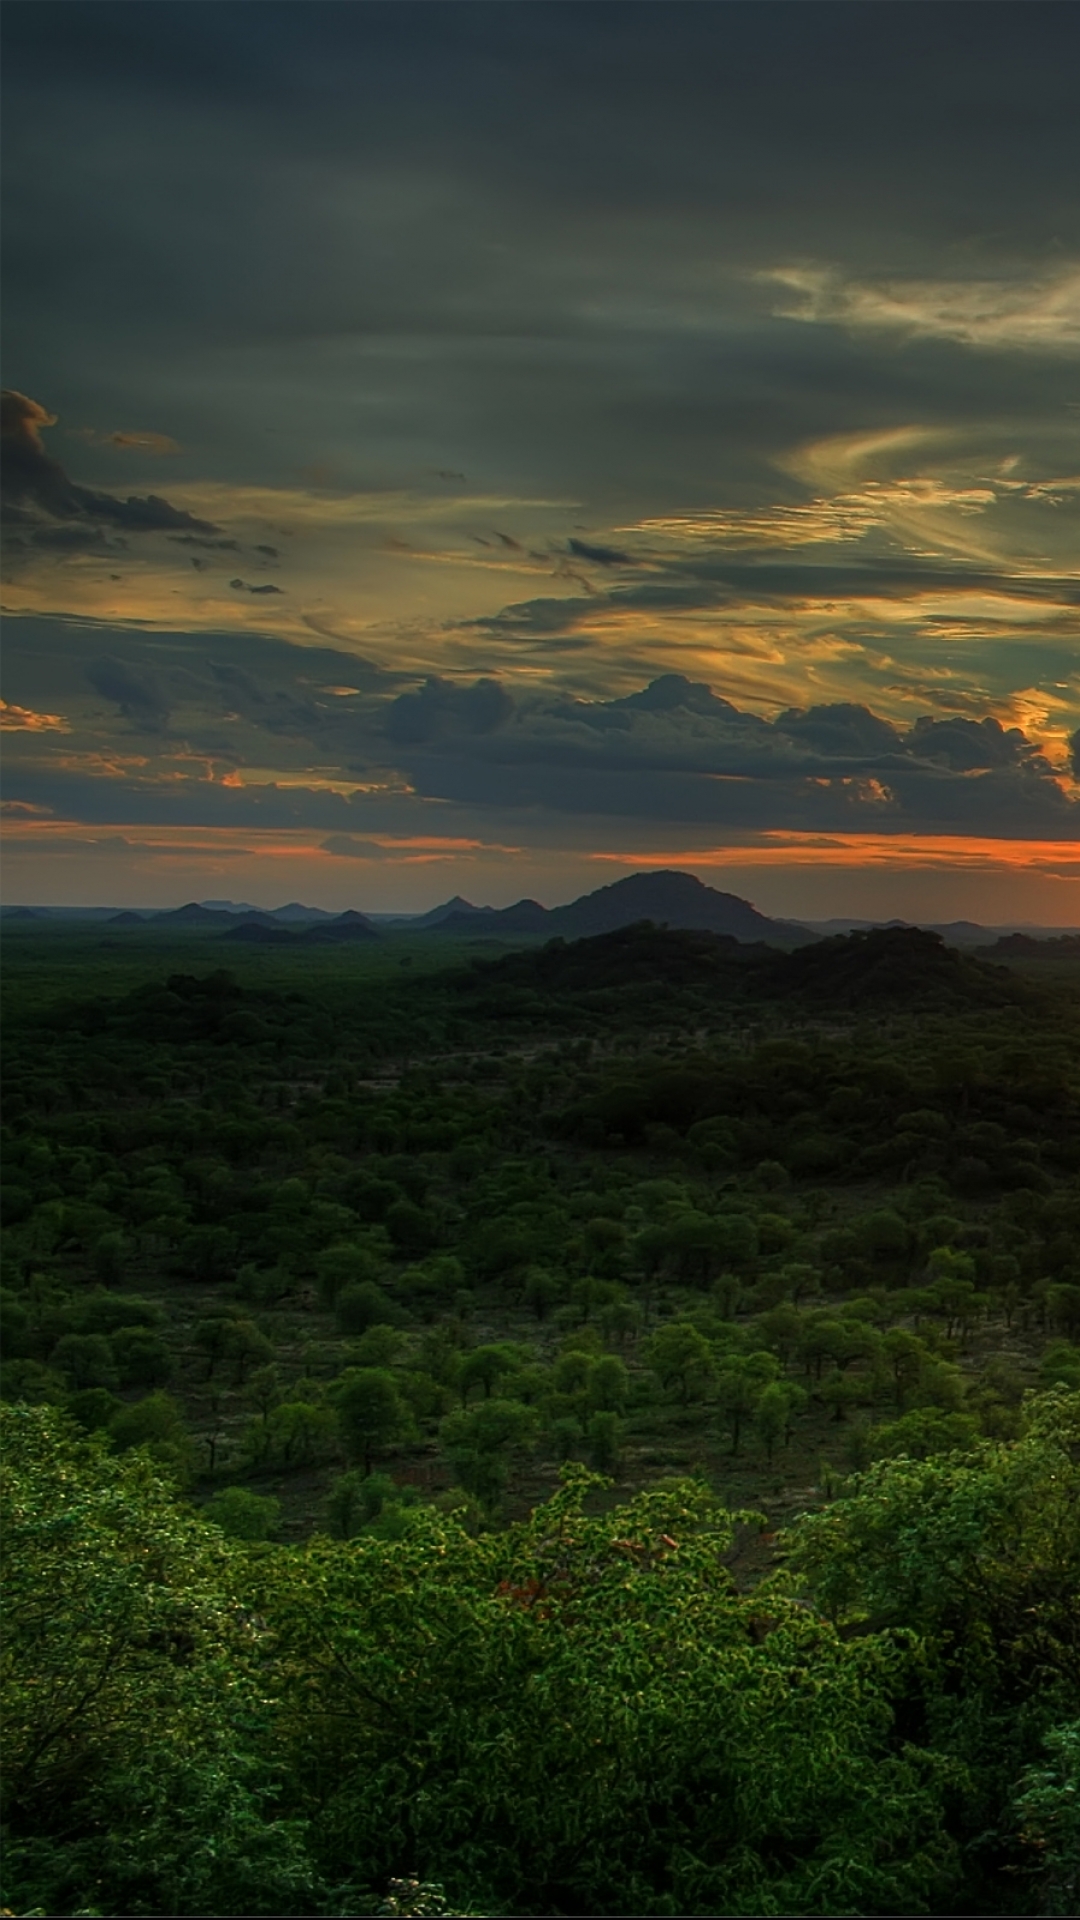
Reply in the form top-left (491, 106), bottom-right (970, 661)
top-left (1, 390), bottom-right (221, 552)
top-left (4, 612), bottom-right (1075, 851)
top-left (379, 673), bottom-right (1079, 840)
top-left (385, 675), bottom-right (514, 745)
top-left (776, 704), bottom-right (903, 759)
top-left (229, 577), bottom-right (284, 595)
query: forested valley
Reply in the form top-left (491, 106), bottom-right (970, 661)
top-left (2, 918), bottom-right (1079, 1918)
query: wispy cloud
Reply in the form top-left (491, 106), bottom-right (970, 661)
top-left (762, 265), bottom-right (1080, 353)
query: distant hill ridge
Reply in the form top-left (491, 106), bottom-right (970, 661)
top-left (473, 922), bottom-right (1036, 1012)
top-left (14, 879), bottom-right (1076, 953)
top-left (224, 908), bottom-right (379, 947)
top-left (977, 932), bottom-right (1080, 961)
top-left (83, 871), bottom-right (810, 948)
top-left (429, 869), bottom-right (811, 946)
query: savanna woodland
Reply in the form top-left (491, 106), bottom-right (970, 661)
top-left (2, 917), bottom-right (1079, 1917)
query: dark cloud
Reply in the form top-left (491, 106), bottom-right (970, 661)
top-left (2, 0), bottom-right (1077, 906)
top-left (385, 675), bottom-right (514, 745)
top-left (85, 656), bottom-right (171, 732)
top-left (6, 612), bottom-right (1074, 850)
top-left (568, 537), bottom-right (633, 568)
top-left (908, 715), bottom-right (1047, 774)
top-left (616, 674), bottom-right (739, 719)
top-left (374, 674), bottom-right (1078, 840)
top-left (470, 557), bottom-right (1080, 650)
top-left (0, 390), bottom-right (220, 551)
top-left (5, 2), bottom-right (1074, 547)
top-left (776, 705), bottom-right (903, 760)
top-left (4, 607), bottom-right (1076, 845)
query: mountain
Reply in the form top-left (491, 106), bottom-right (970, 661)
top-left (223, 908), bottom-right (380, 947)
top-left (804, 917), bottom-right (1080, 948)
top-left (417, 895), bottom-right (496, 928)
top-left (552, 871), bottom-right (808, 943)
top-left (270, 901), bottom-right (337, 922)
top-left (302, 909), bottom-right (380, 943)
top-left (803, 916), bottom-right (991, 943)
top-left (977, 932), bottom-right (1080, 961)
top-left (427, 869), bottom-right (809, 946)
top-left (155, 903), bottom-right (239, 926)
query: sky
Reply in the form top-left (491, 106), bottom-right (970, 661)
top-left (2, 0), bottom-right (1078, 922)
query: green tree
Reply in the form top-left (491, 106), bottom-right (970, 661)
top-left (258, 1466), bottom-right (958, 1917)
top-left (586, 1353), bottom-right (629, 1414)
top-left (227, 1317), bottom-right (275, 1385)
top-left (92, 1228), bottom-right (129, 1285)
top-left (752, 1381), bottom-right (794, 1465)
top-left (50, 1332), bottom-right (119, 1391)
top-left (643, 1321), bottom-right (714, 1404)
top-left (324, 1469), bottom-right (422, 1543)
top-left (440, 1398), bottom-right (538, 1511)
top-left (111, 1325), bottom-right (176, 1389)
top-left (1012, 1720), bottom-right (1080, 1918)
top-left (332, 1367), bottom-right (417, 1473)
top-left (586, 1410), bottom-right (623, 1472)
top-left (336, 1279), bottom-right (403, 1336)
top-left (458, 1342), bottom-right (523, 1406)
top-left (316, 1240), bottom-right (388, 1308)
top-left (0, 1406), bottom-right (311, 1918)
top-left (350, 1322), bottom-right (409, 1369)
top-left (193, 1314), bottom-right (234, 1381)
top-left (715, 1352), bottom-right (779, 1455)
top-left (204, 1485), bottom-right (281, 1541)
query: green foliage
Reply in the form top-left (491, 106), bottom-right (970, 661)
top-left (586, 1408), bottom-right (623, 1470)
top-left (440, 1398), bottom-right (538, 1510)
top-left (4, 922), bottom-right (1080, 1913)
top-left (336, 1279), bottom-right (405, 1336)
top-left (642, 1319), bottom-right (713, 1402)
top-left (324, 1468), bottom-right (423, 1542)
top-left (204, 1484), bottom-right (282, 1541)
top-left (0, 1405), bottom-right (311, 1917)
top-left (788, 1389), bottom-right (1080, 1906)
top-left (1012, 1720), bottom-right (1080, 1916)
top-left (256, 1467), bottom-right (956, 1916)
top-left (331, 1367), bottom-right (417, 1472)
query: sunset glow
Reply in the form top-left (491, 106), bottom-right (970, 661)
top-left (2, 3), bottom-right (1077, 921)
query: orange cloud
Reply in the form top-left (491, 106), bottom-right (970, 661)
top-left (0, 700), bottom-right (70, 732)
top-left (590, 835), bottom-right (1080, 875)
